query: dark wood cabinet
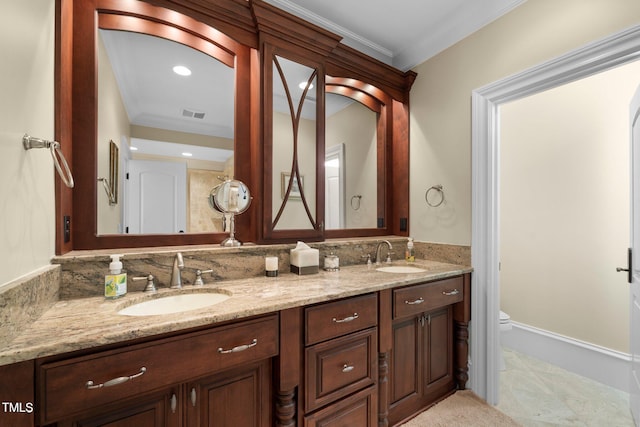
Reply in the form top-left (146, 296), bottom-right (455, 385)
top-left (36, 315), bottom-right (278, 427)
top-left (187, 360), bottom-right (272, 427)
top-left (379, 274), bottom-right (471, 427)
top-left (388, 306), bottom-right (454, 425)
top-left (60, 387), bottom-right (180, 427)
top-left (0, 360), bottom-right (35, 427)
top-left (303, 294), bottom-right (378, 425)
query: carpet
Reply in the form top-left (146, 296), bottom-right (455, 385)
top-left (399, 390), bottom-right (521, 426)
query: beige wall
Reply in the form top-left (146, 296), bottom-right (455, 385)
top-left (500, 61), bottom-right (640, 353)
top-left (410, 0), bottom-right (640, 245)
top-left (0, 1), bottom-right (55, 287)
top-left (97, 34), bottom-right (131, 235)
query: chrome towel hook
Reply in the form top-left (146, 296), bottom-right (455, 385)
top-left (23, 134), bottom-right (74, 188)
top-left (425, 184), bottom-right (445, 207)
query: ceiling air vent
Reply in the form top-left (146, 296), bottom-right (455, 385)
top-left (181, 108), bottom-right (206, 119)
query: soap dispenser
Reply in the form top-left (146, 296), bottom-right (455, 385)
top-left (105, 254), bottom-right (127, 299)
top-left (405, 238), bottom-right (415, 263)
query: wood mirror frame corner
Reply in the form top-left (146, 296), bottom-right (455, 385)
top-left (55, 0), bottom-right (415, 254)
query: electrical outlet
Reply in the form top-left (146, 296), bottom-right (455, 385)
top-left (63, 216), bottom-right (71, 243)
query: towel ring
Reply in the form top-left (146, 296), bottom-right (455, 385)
top-left (350, 195), bottom-right (362, 210)
top-left (425, 185), bottom-right (445, 207)
top-left (23, 134), bottom-right (74, 188)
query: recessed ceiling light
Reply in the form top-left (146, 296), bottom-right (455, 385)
top-left (182, 152), bottom-right (193, 157)
top-left (299, 82), bottom-right (314, 90)
top-left (130, 146), bottom-right (138, 151)
top-left (173, 65), bottom-right (192, 76)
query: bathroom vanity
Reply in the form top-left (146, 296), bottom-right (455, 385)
top-left (0, 252), bottom-right (470, 427)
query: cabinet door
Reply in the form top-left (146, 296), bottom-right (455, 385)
top-left (388, 316), bottom-right (422, 426)
top-left (64, 387), bottom-right (180, 427)
top-left (388, 307), bottom-right (455, 425)
top-left (187, 359), bottom-right (272, 427)
top-left (424, 307), bottom-right (454, 399)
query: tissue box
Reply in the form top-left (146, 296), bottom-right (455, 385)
top-left (290, 241), bottom-right (319, 275)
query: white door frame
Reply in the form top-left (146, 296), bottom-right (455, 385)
top-left (471, 24), bottom-right (640, 404)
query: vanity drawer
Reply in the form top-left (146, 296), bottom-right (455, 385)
top-left (38, 314), bottom-right (278, 424)
top-left (305, 327), bottom-right (377, 411)
top-left (393, 276), bottom-right (463, 319)
top-left (305, 293), bottom-right (377, 345)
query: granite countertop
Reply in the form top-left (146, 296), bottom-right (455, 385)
top-left (0, 260), bottom-right (471, 366)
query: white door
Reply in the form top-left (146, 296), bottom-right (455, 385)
top-left (630, 83), bottom-right (640, 425)
top-left (125, 160), bottom-right (187, 234)
top-left (325, 144), bottom-right (345, 229)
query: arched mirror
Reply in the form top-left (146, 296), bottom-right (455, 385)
top-left (66, 0), bottom-right (253, 250)
top-left (325, 92), bottom-right (379, 229)
top-left (97, 28), bottom-right (234, 235)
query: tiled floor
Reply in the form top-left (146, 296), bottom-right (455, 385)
top-left (496, 348), bottom-right (635, 426)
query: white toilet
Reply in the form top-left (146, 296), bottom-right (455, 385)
top-left (499, 310), bottom-right (512, 371)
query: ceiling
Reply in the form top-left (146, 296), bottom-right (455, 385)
top-left (100, 0), bottom-right (527, 160)
top-left (264, 0), bottom-right (526, 71)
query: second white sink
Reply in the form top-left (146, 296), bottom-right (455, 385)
top-left (376, 265), bottom-right (427, 274)
top-left (118, 293), bottom-right (230, 316)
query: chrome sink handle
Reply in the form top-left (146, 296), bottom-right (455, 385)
top-left (194, 269), bottom-right (213, 286)
top-left (132, 274), bottom-right (156, 293)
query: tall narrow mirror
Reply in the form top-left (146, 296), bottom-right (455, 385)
top-left (325, 92), bottom-right (378, 229)
top-left (271, 55), bottom-right (318, 230)
top-left (97, 29), bottom-right (234, 235)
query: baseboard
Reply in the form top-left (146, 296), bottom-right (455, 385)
top-left (502, 321), bottom-right (631, 393)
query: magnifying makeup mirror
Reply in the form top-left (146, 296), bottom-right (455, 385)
top-left (209, 179), bottom-right (251, 246)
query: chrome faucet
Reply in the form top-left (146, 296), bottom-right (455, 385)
top-left (170, 252), bottom-right (184, 289)
top-left (375, 240), bottom-right (393, 265)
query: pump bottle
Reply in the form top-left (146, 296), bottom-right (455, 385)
top-left (105, 254), bottom-right (127, 299)
top-left (405, 238), bottom-right (415, 262)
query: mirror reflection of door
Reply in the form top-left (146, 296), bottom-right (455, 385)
top-left (325, 92), bottom-right (378, 229)
top-left (325, 144), bottom-right (345, 229)
top-left (96, 29), bottom-right (234, 235)
top-left (125, 160), bottom-right (186, 234)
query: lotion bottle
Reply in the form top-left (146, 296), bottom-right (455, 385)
top-left (405, 238), bottom-right (415, 263)
top-left (105, 254), bottom-right (127, 299)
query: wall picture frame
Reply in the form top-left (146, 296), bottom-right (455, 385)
top-left (281, 172), bottom-right (303, 200)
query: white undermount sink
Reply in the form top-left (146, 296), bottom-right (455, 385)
top-left (118, 293), bottom-right (230, 316)
top-left (376, 265), bottom-right (427, 274)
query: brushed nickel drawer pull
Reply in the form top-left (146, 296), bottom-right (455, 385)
top-left (217, 338), bottom-right (258, 354)
top-left (85, 366), bottom-right (147, 389)
top-left (442, 289), bottom-right (460, 296)
top-left (191, 388), bottom-right (197, 406)
top-left (342, 364), bottom-right (355, 373)
top-left (332, 313), bottom-right (359, 323)
top-left (404, 297), bottom-right (424, 305)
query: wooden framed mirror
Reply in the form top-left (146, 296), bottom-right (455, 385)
top-left (61, 0), bottom-right (255, 250)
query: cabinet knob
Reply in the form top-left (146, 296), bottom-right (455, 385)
top-left (342, 364), bottom-right (355, 373)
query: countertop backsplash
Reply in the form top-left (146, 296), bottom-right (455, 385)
top-left (52, 237), bottom-right (467, 300)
